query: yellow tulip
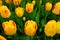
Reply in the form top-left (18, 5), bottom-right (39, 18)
top-left (0, 0), bottom-right (2, 6)
top-left (5, 0), bottom-right (12, 4)
top-left (13, 0), bottom-right (21, 5)
top-left (44, 20), bottom-right (57, 37)
top-left (32, 0), bottom-right (36, 6)
top-left (40, 0), bottom-right (42, 5)
top-left (45, 2), bottom-right (52, 11)
top-left (2, 20), bottom-right (17, 35)
top-left (52, 2), bottom-right (60, 15)
top-left (0, 6), bottom-right (11, 18)
top-left (15, 7), bottom-right (24, 17)
top-left (26, 3), bottom-right (34, 13)
top-left (0, 35), bottom-right (6, 40)
top-left (24, 20), bottom-right (38, 36)
top-left (56, 21), bottom-right (60, 34)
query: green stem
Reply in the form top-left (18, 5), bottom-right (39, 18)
top-left (9, 4), bottom-right (12, 11)
top-left (30, 36), bottom-right (33, 40)
top-left (45, 11), bottom-right (49, 19)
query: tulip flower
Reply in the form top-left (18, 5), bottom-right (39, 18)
top-left (2, 20), bottom-right (17, 35)
top-left (56, 21), bottom-right (60, 34)
top-left (5, 0), bottom-right (12, 4)
top-left (24, 20), bottom-right (38, 36)
top-left (0, 6), bottom-right (11, 18)
top-left (52, 2), bottom-right (60, 15)
top-left (26, 3), bottom-right (34, 13)
top-left (45, 2), bottom-right (52, 11)
top-left (0, 35), bottom-right (6, 40)
top-left (0, 0), bottom-right (2, 6)
top-left (32, 0), bottom-right (36, 6)
top-left (13, 0), bottom-right (21, 5)
top-left (15, 7), bottom-right (24, 17)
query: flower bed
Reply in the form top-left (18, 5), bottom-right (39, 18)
top-left (0, 0), bottom-right (60, 40)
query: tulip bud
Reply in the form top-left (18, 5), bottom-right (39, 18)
top-left (23, 17), bottom-right (26, 21)
top-left (45, 2), bottom-right (52, 11)
top-left (32, 0), bottom-right (36, 6)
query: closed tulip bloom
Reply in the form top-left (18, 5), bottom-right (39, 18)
top-left (15, 7), bottom-right (24, 17)
top-left (0, 6), bottom-right (11, 18)
top-left (2, 20), bottom-right (17, 35)
top-left (26, 3), bottom-right (34, 13)
top-left (13, 0), bottom-right (21, 5)
top-left (40, 0), bottom-right (42, 5)
top-left (44, 20), bottom-right (57, 37)
top-left (5, 0), bottom-right (12, 4)
top-left (0, 0), bottom-right (2, 6)
top-left (56, 21), bottom-right (60, 34)
top-left (24, 20), bottom-right (38, 36)
top-left (52, 2), bottom-right (60, 15)
top-left (0, 35), bottom-right (6, 40)
top-left (32, 0), bottom-right (36, 6)
top-left (45, 2), bottom-right (52, 11)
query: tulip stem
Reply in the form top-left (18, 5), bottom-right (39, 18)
top-left (45, 11), bottom-right (49, 19)
top-left (9, 4), bottom-right (12, 11)
top-left (30, 36), bottom-right (34, 40)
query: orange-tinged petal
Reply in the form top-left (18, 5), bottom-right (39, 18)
top-left (45, 2), bottom-right (52, 11)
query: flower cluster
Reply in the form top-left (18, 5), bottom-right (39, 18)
top-left (1, 0), bottom-right (60, 39)
top-left (44, 20), bottom-right (60, 37)
top-left (45, 2), bottom-right (60, 15)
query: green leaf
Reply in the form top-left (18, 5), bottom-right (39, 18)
top-left (41, 19), bottom-right (46, 27)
